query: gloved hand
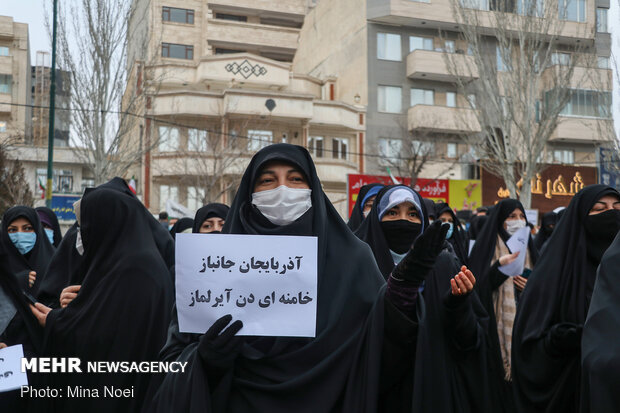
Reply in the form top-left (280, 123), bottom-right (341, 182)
top-left (544, 322), bottom-right (583, 355)
top-left (391, 220), bottom-right (449, 285)
top-left (198, 314), bottom-right (243, 370)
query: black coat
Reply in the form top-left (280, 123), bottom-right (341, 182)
top-left (148, 144), bottom-right (416, 413)
top-left (512, 185), bottom-right (619, 413)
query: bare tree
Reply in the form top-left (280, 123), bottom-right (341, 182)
top-left (443, 0), bottom-right (601, 207)
top-left (0, 141), bottom-right (34, 211)
top-left (47, 0), bottom-right (162, 185)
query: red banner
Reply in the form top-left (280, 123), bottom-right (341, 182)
top-left (347, 174), bottom-right (449, 216)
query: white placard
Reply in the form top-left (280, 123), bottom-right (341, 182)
top-left (175, 234), bottom-right (318, 337)
top-left (468, 239), bottom-right (476, 255)
top-left (525, 209), bottom-right (539, 226)
top-left (0, 344), bottom-right (28, 392)
top-left (499, 226), bottom-right (530, 277)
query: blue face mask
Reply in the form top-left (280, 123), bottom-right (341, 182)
top-left (8, 232), bottom-right (37, 255)
top-left (44, 228), bottom-right (55, 245)
top-left (444, 222), bottom-right (454, 239)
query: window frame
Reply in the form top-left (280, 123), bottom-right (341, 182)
top-left (308, 136), bottom-right (324, 158)
top-left (162, 6), bottom-right (195, 24)
top-left (161, 42), bottom-right (194, 60)
top-left (596, 8), bottom-right (608, 33)
top-left (377, 33), bottom-right (402, 61)
top-left (247, 129), bottom-right (273, 151)
top-left (332, 137), bottom-right (349, 160)
top-left (158, 126), bottom-right (180, 152)
top-left (377, 85), bottom-right (403, 113)
top-left (409, 36), bottom-right (434, 52)
top-left (410, 88), bottom-right (434, 107)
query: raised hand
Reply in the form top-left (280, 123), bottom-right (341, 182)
top-left (391, 220), bottom-right (450, 284)
top-left (450, 266), bottom-right (476, 296)
top-left (198, 314), bottom-right (244, 369)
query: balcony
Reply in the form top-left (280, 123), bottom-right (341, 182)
top-left (367, 0), bottom-right (595, 43)
top-left (208, 0), bottom-right (306, 17)
top-left (311, 101), bottom-right (365, 131)
top-left (406, 50), bottom-right (478, 82)
top-left (0, 55), bottom-right (12, 75)
top-left (542, 65), bottom-right (613, 90)
top-left (550, 117), bottom-right (614, 143)
top-left (0, 93), bottom-right (11, 113)
top-left (408, 104), bottom-right (480, 134)
top-left (206, 19), bottom-right (300, 54)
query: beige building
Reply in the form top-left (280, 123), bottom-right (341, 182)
top-left (0, 16), bottom-right (31, 144)
top-left (293, 0), bottom-right (615, 179)
top-left (126, 0), bottom-right (366, 218)
top-left (0, 16), bottom-right (93, 209)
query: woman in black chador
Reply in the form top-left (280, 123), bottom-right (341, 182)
top-left (511, 185), bottom-right (620, 413)
top-left (434, 202), bottom-right (469, 266)
top-left (147, 144), bottom-right (449, 412)
top-left (355, 185), bottom-right (495, 412)
top-left (467, 199), bottom-right (539, 412)
top-left (30, 188), bottom-right (174, 413)
top-left (193, 203), bottom-right (229, 233)
top-left (347, 183), bottom-right (384, 231)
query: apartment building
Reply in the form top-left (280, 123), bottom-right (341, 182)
top-left (0, 15), bottom-right (31, 143)
top-left (294, 0), bottom-right (614, 179)
top-left (126, 0), bottom-right (365, 217)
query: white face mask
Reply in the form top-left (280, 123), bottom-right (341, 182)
top-left (505, 219), bottom-right (526, 235)
top-left (75, 227), bottom-right (84, 255)
top-left (251, 185), bottom-right (312, 226)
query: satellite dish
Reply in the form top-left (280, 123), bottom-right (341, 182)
top-left (265, 99), bottom-right (276, 112)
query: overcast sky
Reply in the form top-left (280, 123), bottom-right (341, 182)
top-left (1, 0), bottom-right (619, 136)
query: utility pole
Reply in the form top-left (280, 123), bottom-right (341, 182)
top-left (46, 0), bottom-right (58, 208)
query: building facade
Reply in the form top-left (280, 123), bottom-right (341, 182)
top-left (294, 0), bottom-right (615, 181)
top-left (126, 0), bottom-right (366, 218)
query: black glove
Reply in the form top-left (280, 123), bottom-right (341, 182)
top-left (391, 220), bottom-right (449, 285)
top-left (198, 314), bottom-right (243, 371)
top-left (544, 322), bottom-right (583, 356)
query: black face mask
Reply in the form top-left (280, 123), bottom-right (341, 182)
top-left (585, 209), bottom-right (620, 263)
top-left (380, 220), bottom-right (422, 254)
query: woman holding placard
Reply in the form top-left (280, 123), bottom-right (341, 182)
top-left (148, 144), bottom-right (452, 412)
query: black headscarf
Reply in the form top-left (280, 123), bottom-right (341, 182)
top-left (149, 144), bottom-right (397, 412)
top-left (0, 206), bottom-right (55, 293)
top-left (36, 206), bottom-right (62, 247)
top-left (355, 184), bottom-right (428, 278)
top-left (533, 211), bottom-right (557, 251)
top-left (192, 203), bottom-right (229, 233)
top-left (40, 188), bottom-right (174, 412)
top-left (169, 217), bottom-right (194, 237)
top-left (468, 215), bottom-right (488, 241)
top-left (580, 232), bottom-right (620, 413)
top-left (423, 198), bottom-right (436, 222)
top-left (87, 177), bottom-right (175, 271)
top-left (511, 185), bottom-right (620, 413)
top-left (35, 223), bottom-right (84, 308)
top-left (347, 183), bottom-right (384, 231)
top-left (435, 202), bottom-right (469, 265)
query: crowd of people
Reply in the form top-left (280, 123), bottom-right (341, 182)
top-left (0, 143), bottom-right (619, 412)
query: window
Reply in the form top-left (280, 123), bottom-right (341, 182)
top-left (187, 186), bottom-right (206, 211)
top-left (410, 88), bottom-right (434, 107)
top-left (412, 140), bottom-right (434, 154)
top-left (496, 46), bottom-right (510, 71)
top-left (553, 149), bottom-right (574, 164)
top-left (444, 40), bottom-right (456, 53)
top-left (248, 130), bottom-right (273, 151)
top-left (379, 138), bottom-right (403, 164)
top-left (159, 185), bottom-right (178, 211)
top-left (447, 143), bottom-right (458, 158)
top-left (446, 92), bottom-right (456, 108)
top-left (35, 168), bottom-right (73, 194)
top-left (162, 43), bottom-right (194, 60)
top-left (378, 86), bottom-right (402, 113)
top-left (215, 48), bottom-right (245, 55)
top-left (158, 126), bottom-right (179, 152)
top-left (467, 94), bottom-right (477, 109)
top-left (308, 136), bottom-right (324, 157)
top-left (0, 74), bottom-right (11, 93)
top-left (596, 8), bottom-right (608, 32)
top-left (550, 52), bottom-right (571, 66)
top-left (188, 128), bottom-right (207, 151)
top-left (215, 13), bottom-right (248, 22)
top-left (377, 33), bottom-right (402, 61)
top-left (0, 47), bottom-right (9, 56)
top-left (162, 7), bottom-right (194, 24)
top-left (0, 121), bottom-right (5, 132)
top-left (332, 138), bottom-right (349, 160)
top-left (559, 0), bottom-right (586, 22)
top-left (552, 89), bottom-right (612, 118)
top-left (461, 0), bottom-right (490, 10)
top-left (597, 57), bottom-right (610, 69)
top-left (409, 36), bottom-right (433, 52)
top-left (517, 0), bottom-right (544, 16)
